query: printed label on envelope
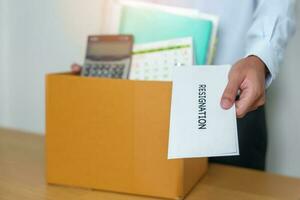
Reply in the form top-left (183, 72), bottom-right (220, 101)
top-left (168, 65), bottom-right (239, 159)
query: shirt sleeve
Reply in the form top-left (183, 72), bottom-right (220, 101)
top-left (245, 0), bottom-right (296, 88)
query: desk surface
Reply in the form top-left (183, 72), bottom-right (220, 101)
top-left (0, 128), bottom-right (300, 200)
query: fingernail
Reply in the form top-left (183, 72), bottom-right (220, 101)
top-left (221, 99), bottom-right (232, 109)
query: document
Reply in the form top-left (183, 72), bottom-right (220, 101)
top-left (130, 37), bottom-right (194, 81)
top-left (168, 65), bottom-right (239, 159)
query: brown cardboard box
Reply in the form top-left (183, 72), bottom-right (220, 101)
top-left (46, 73), bottom-right (208, 199)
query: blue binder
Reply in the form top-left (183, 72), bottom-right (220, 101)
top-left (119, 5), bottom-right (213, 65)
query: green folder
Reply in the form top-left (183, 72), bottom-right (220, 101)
top-left (119, 5), bottom-right (213, 65)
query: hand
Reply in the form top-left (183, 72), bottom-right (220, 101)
top-left (221, 56), bottom-right (268, 118)
top-left (71, 63), bottom-right (82, 74)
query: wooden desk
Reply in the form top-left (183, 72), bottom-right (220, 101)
top-left (0, 128), bottom-right (299, 200)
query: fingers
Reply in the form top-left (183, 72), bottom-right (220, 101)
top-left (221, 57), bottom-right (267, 117)
top-left (235, 83), bottom-right (265, 118)
top-left (246, 103), bottom-right (264, 114)
top-left (235, 88), bottom-right (256, 118)
top-left (248, 96), bottom-right (266, 112)
top-left (236, 99), bottom-right (265, 118)
top-left (71, 63), bottom-right (82, 74)
top-left (221, 71), bottom-right (243, 110)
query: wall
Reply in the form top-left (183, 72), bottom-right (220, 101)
top-left (0, 0), bottom-right (105, 133)
top-left (266, 2), bottom-right (300, 178)
top-left (0, 0), bottom-right (3, 123)
top-left (0, 0), bottom-right (300, 178)
top-left (0, 0), bottom-right (9, 126)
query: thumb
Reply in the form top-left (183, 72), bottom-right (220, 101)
top-left (221, 74), bottom-right (242, 110)
top-left (71, 63), bottom-right (82, 74)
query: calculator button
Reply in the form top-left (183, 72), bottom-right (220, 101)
top-left (83, 65), bottom-right (91, 76)
top-left (102, 65), bottom-right (111, 77)
top-left (106, 64), bottom-right (112, 69)
top-left (111, 65), bottom-right (124, 78)
top-left (119, 65), bottom-right (125, 71)
top-left (90, 66), bottom-right (98, 76)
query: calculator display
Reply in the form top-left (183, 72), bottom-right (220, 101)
top-left (81, 35), bottom-right (133, 79)
top-left (87, 42), bottom-right (131, 59)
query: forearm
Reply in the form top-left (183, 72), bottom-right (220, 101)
top-left (245, 0), bottom-right (296, 87)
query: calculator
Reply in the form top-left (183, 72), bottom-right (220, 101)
top-left (81, 35), bottom-right (133, 79)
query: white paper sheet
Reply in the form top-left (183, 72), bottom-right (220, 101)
top-left (130, 37), bottom-right (194, 81)
top-left (168, 65), bottom-right (239, 159)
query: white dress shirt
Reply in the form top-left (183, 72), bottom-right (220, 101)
top-left (140, 0), bottom-right (296, 87)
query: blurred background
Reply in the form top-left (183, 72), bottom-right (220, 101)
top-left (0, 0), bottom-right (299, 178)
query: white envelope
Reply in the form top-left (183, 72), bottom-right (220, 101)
top-left (168, 65), bottom-right (239, 159)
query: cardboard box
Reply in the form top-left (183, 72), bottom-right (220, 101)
top-left (46, 73), bottom-right (208, 199)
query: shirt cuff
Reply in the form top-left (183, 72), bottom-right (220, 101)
top-left (245, 39), bottom-right (280, 88)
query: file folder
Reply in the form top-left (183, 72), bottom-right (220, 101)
top-left (119, 3), bottom-right (213, 65)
